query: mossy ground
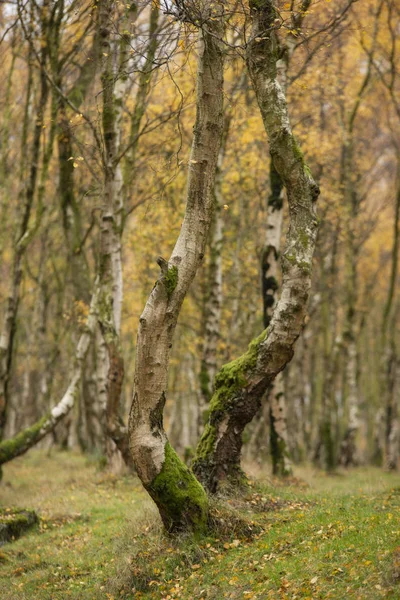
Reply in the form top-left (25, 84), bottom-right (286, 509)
top-left (0, 508), bottom-right (38, 544)
top-left (0, 451), bottom-right (400, 599)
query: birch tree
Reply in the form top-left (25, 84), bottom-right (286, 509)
top-left (193, 0), bottom-right (320, 492)
top-left (128, 1), bottom-right (225, 532)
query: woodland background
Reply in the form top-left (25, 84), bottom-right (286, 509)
top-left (0, 1), bottom-right (400, 598)
top-left (0, 0), bottom-right (398, 472)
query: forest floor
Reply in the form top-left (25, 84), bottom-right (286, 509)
top-left (0, 451), bottom-right (400, 599)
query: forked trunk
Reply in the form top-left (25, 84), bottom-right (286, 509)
top-left (128, 7), bottom-right (224, 532)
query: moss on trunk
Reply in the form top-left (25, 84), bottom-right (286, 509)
top-left (147, 443), bottom-right (208, 534)
top-left (0, 414), bottom-right (50, 466)
top-left (193, 330), bottom-right (269, 491)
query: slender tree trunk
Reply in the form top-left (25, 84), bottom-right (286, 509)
top-left (386, 324), bottom-right (400, 471)
top-left (262, 164), bottom-right (292, 476)
top-left (128, 7), bottom-right (224, 533)
top-left (259, 4), bottom-right (312, 477)
top-left (193, 0), bottom-right (320, 493)
top-left (269, 373), bottom-right (292, 475)
top-left (0, 284), bottom-right (100, 465)
top-left (55, 8), bottom-right (103, 452)
top-left (314, 229), bottom-right (339, 470)
top-left (383, 164), bottom-right (400, 470)
top-left (0, 4), bottom-right (50, 445)
top-left (95, 0), bottom-right (138, 470)
top-left (338, 2), bottom-right (382, 466)
top-left (198, 119), bottom-right (227, 431)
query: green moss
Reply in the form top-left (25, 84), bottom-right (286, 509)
top-left (194, 330), bottom-right (269, 486)
top-left (165, 265), bottom-right (178, 299)
top-left (0, 509), bottom-right (38, 543)
top-left (292, 137), bottom-right (304, 162)
top-left (304, 163), bottom-right (312, 177)
top-left (210, 329), bottom-right (268, 413)
top-left (195, 423), bottom-right (217, 461)
top-left (0, 414), bottom-right (50, 465)
top-left (283, 254), bottom-right (310, 274)
top-left (299, 230), bottom-right (309, 249)
top-left (148, 443), bottom-right (208, 533)
top-left (298, 260), bottom-right (311, 274)
top-left (284, 253), bottom-right (297, 266)
top-left (291, 137), bottom-right (312, 177)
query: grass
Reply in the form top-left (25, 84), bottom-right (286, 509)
top-left (0, 451), bottom-right (400, 599)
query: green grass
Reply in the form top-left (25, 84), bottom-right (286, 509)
top-left (1, 451), bottom-right (400, 599)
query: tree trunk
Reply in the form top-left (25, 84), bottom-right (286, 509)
top-left (128, 7), bottom-right (224, 533)
top-left (198, 126), bottom-right (226, 431)
top-left (262, 163), bottom-right (292, 477)
top-left (257, 3), bottom-right (312, 477)
top-left (269, 372), bottom-right (292, 476)
top-left (338, 4), bottom-right (382, 466)
top-left (193, 0), bottom-right (320, 493)
top-left (0, 9), bottom-right (50, 443)
top-left (383, 170), bottom-right (400, 470)
top-left (0, 285), bottom-right (100, 465)
top-left (95, 0), bottom-right (138, 470)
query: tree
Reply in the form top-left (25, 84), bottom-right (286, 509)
top-left (193, 0), bottom-right (320, 493)
top-left (128, 1), bottom-right (225, 532)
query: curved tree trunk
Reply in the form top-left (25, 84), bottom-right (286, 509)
top-left (128, 7), bottom-right (224, 533)
top-left (0, 284), bottom-right (100, 465)
top-left (193, 0), bottom-right (320, 493)
top-left (252, 2), bottom-right (312, 478)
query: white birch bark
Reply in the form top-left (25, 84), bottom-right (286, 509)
top-left (128, 4), bottom-right (224, 532)
top-left (260, 4), bottom-right (312, 477)
top-left (97, 1), bottom-right (160, 470)
top-left (193, 0), bottom-right (320, 492)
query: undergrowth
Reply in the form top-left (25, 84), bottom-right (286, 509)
top-left (0, 451), bottom-right (400, 599)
